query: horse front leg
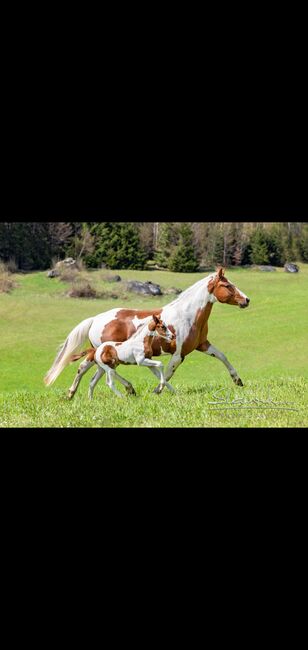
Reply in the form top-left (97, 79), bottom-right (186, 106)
top-left (138, 358), bottom-right (167, 394)
top-left (154, 352), bottom-right (183, 394)
top-left (88, 367), bottom-right (105, 400)
top-left (68, 358), bottom-right (95, 399)
top-left (146, 366), bottom-right (176, 393)
top-left (197, 341), bottom-right (243, 386)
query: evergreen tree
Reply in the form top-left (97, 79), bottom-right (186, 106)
top-left (85, 222), bottom-right (146, 269)
top-left (266, 225), bottom-right (284, 266)
top-left (169, 223), bottom-right (199, 272)
top-left (154, 222), bottom-right (177, 268)
top-left (249, 228), bottom-right (269, 264)
top-left (299, 223), bottom-right (308, 262)
top-left (210, 227), bottom-right (225, 266)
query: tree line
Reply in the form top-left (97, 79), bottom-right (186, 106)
top-left (1, 221), bottom-right (308, 271)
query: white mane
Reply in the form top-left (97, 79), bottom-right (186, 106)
top-left (166, 273), bottom-right (214, 308)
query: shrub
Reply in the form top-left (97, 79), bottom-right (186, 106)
top-left (68, 282), bottom-right (97, 298)
top-left (59, 268), bottom-right (79, 283)
top-left (0, 262), bottom-right (17, 293)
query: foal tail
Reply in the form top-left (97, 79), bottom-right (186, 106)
top-left (70, 348), bottom-right (95, 363)
top-left (44, 317), bottom-right (94, 386)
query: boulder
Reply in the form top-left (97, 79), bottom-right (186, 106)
top-left (105, 274), bottom-right (122, 282)
top-left (258, 265), bottom-right (276, 272)
top-left (47, 269), bottom-right (60, 278)
top-left (163, 287), bottom-right (182, 295)
top-left (126, 280), bottom-right (162, 296)
top-left (56, 257), bottom-right (77, 269)
top-left (284, 262), bottom-right (299, 273)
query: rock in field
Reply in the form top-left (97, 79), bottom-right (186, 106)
top-left (47, 269), bottom-right (60, 278)
top-left (258, 265), bottom-right (276, 272)
top-left (284, 262), bottom-right (299, 273)
top-left (105, 274), bottom-right (122, 282)
top-left (126, 280), bottom-right (162, 296)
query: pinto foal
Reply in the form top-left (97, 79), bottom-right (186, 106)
top-left (69, 314), bottom-right (175, 399)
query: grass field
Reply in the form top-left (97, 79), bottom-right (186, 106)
top-left (0, 265), bottom-right (307, 428)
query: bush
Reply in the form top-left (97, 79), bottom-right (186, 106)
top-left (58, 268), bottom-right (79, 283)
top-left (68, 282), bottom-right (97, 298)
top-left (0, 262), bottom-right (17, 293)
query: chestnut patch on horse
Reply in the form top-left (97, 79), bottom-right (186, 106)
top-left (208, 267), bottom-right (244, 306)
top-left (116, 309), bottom-right (163, 320)
top-left (100, 308), bottom-right (163, 343)
top-left (70, 348), bottom-right (95, 362)
top-left (181, 303), bottom-right (213, 357)
top-left (100, 345), bottom-right (118, 369)
top-left (143, 335), bottom-right (155, 359)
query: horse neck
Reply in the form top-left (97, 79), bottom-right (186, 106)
top-left (121, 321), bottom-right (153, 350)
top-left (163, 276), bottom-right (213, 320)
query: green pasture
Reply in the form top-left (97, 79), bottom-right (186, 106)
top-left (0, 265), bottom-right (307, 427)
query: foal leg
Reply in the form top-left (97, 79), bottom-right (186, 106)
top-left (197, 341), bottom-right (243, 386)
top-left (88, 367), bottom-right (105, 400)
top-left (106, 369), bottom-right (125, 398)
top-left (139, 359), bottom-right (167, 395)
top-left (153, 352), bottom-right (183, 394)
top-left (112, 370), bottom-right (136, 396)
top-left (68, 358), bottom-right (95, 399)
top-left (147, 366), bottom-right (176, 393)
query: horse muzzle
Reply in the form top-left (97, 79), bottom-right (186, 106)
top-left (239, 298), bottom-right (250, 308)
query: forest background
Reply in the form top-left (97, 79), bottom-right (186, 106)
top-left (1, 221), bottom-right (307, 272)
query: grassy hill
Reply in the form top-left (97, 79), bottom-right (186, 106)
top-left (0, 265), bottom-right (307, 427)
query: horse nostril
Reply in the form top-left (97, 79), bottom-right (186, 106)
top-left (246, 298), bottom-right (250, 304)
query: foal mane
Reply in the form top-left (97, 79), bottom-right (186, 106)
top-left (130, 315), bottom-right (155, 339)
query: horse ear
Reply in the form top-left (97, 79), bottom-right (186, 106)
top-left (216, 266), bottom-right (225, 279)
top-left (152, 314), bottom-right (160, 324)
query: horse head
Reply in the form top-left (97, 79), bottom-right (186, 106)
top-left (208, 266), bottom-right (250, 308)
top-left (150, 314), bottom-right (176, 341)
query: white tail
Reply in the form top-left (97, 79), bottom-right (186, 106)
top-left (44, 317), bottom-right (94, 386)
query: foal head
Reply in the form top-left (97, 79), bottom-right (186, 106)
top-left (208, 266), bottom-right (250, 309)
top-left (149, 314), bottom-right (175, 341)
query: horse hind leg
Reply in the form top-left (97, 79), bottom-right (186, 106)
top-left (113, 371), bottom-right (136, 396)
top-left (106, 369), bottom-right (125, 398)
top-left (198, 341), bottom-right (244, 386)
top-left (68, 357), bottom-right (95, 399)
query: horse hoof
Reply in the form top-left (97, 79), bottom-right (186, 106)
top-left (154, 385), bottom-right (164, 395)
top-left (127, 386), bottom-right (136, 396)
top-left (67, 391), bottom-right (75, 400)
top-left (233, 377), bottom-right (244, 386)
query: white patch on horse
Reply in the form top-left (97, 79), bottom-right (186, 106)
top-left (132, 315), bottom-right (149, 330)
top-left (88, 308), bottom-right (121, 347)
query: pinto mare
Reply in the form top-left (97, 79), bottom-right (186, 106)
top-left (44, 267), bottom-right (250, 396)
top-left (69, 314), bottom-right (175, 399)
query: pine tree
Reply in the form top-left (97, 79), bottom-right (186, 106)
top-left (299, 223), bottom-right (308, 262)
top-left (249, 228), bottom-right (269, 264)
top-left (169, 223), bottom-right (199, 272)
top-left (85, 222), bottom-right (146, 269)
top-left (154, 222), bottom-right (177, 269)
